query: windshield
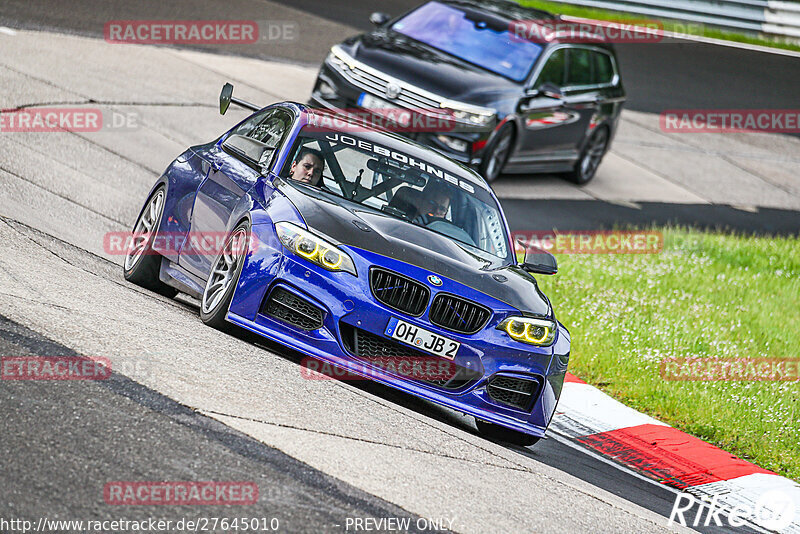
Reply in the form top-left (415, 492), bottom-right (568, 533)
top-left (391, 1), bottom-right (543, 82)
top-left (282, 128), bottom-right (511, 263)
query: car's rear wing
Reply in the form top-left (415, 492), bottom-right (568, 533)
top-left (219, 83), bottom-right (260, 114)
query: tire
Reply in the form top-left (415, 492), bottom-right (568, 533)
top-left (479, 124), bottom-right (514, 183)
top-left (476, 419), bottom-right (540, 447)
top-left (564, 126), bottom-right (609, 185)
top-left (123, 186), bottom-right (178, 298)
top-left (200, 221), bottom-right (250, 330)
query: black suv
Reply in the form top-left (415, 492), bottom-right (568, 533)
top-left (310, 0), bottom-right (626, 184)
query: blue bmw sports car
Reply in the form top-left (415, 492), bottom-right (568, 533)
top-left (124, 83), bottom-right (570, 445)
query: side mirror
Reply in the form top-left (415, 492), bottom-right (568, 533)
top-left (370, 12), bottom-right (390, 26)
top-left (220, 83), bottom-right (233, 115)
top-left (527, 82), bottom-right (563, 100)
top-left (538, 82), bottom-right (563, 100)
top-left (521, 246), bottom-right (558, 275)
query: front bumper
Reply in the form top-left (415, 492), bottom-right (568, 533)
top-left (227, 223), bottom-right (570, 438)
top-left (310, 63), bottom-right (489, 168)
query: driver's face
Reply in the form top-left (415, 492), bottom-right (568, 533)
top-left (426, 194), bottom-right (450, 218)
top-left (290, 154), bottom-right (324, 185)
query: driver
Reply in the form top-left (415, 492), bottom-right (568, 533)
top-left (289, 148), bottom-right (325, 186)
top-left (415, 181), bottom-right (452, 223)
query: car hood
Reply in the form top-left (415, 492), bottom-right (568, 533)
top-left (277, 180), bottom-right (550, 316)
top-left (344, 31), bottom-right (520, 104)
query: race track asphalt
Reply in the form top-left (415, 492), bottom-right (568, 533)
top-left (3, 0), bottom-right (800, 115)
top-left (3, 0), bottom-right (799, 230)
top-left (0, 315), bottom-right (431, 533)
top-left (0, 2), bottom-right (795, 532)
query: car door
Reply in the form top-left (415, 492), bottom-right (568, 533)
top-left (559, 47), bottom-right (605, 157)
top-left (515, 47), bottom-right (581, 165)
top-left (588, 49), bottom-right (625, 134)
top-left (179, 107), bottom-right (293, 279)
top-left (516, 46), bottom-right (603, 165)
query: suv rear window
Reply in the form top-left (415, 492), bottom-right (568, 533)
top-left (594, 52), bottom-right (615, 84)
top-left (566, 48), bottom-right (594, 86)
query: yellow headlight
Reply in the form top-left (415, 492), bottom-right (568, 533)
top-left (295, 237), bottom-right (319, 259)
top-left (320, 248), bottom-right (343, 269)
top-left (275, 222), bottom-right (356, 276)
top-left (500, 317), bottom-right (556, 346)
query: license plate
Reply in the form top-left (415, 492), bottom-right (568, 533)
top-left (385, 317), bottom-right (460, 360)
top-left (358, 93), bottom-right (411, 127)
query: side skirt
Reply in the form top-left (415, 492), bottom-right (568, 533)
top-left (159, 258), bottom-right (206, 299)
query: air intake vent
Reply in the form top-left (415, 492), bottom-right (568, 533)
top-left (487, 375), bottom-right (541, 411)
top-left (262, 287), bottom-right (324, 330)
top-left (370, 268), bottom-right (429, 317)
top-left (340, 324), bottom-right (481, 390)
top-left (429, 294), bottom-right (490, 334)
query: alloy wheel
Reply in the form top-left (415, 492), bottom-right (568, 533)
top-left (201, 228), bottom-right (248, 314)
top-left (579, 128), bottom-right (609, 182)
top-left (124, 189), bottom-right (164, 272)
top-left (484, 128), bottom-right (513, 182)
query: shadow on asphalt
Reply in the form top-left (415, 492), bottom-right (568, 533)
top-left (0, 314), bottom-right (435, 533)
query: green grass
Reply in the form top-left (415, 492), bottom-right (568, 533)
top-left (517, 0), bottom-right (800, 53)
top-left (533, 228), bottom-right (800, 481)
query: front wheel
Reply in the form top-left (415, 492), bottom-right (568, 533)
top-left (475, 419), bottom-right (540, 447)
top-left (123, 186), bottom-right (178, 297)
top-left (564, 127), bottom-right (609, 185)
top-left (479, 124), bottom-right (514, 183)
top-left (200, 221), bottom-right (250, 330)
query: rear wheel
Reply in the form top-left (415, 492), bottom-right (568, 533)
top-left (479, 124), bottom-right (514, 183)
top-left (476, 419), bottom-right (540, 447)
top-left (123, 186), bottom-right (178, 297)
top-left (200, 221), bottom-right (250, 330)
top-left (564, 127), bottom-right (609, 185)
